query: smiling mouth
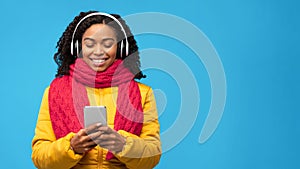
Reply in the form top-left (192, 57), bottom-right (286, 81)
top-left (91, 58), bottom-right (108, 66)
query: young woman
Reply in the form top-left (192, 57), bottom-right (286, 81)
top-left (31, 11), bottom-right (161, 169)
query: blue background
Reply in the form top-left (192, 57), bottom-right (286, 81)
top-left (0, 0), bottom-right (299, 168)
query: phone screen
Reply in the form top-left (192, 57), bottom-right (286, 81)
top-left (84, 106), bottom-right (107, 128)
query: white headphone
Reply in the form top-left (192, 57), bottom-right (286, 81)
top-left (70, 12), bottom-right (129, 58)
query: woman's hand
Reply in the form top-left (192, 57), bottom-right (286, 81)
top-left (70, 123), bottom-right (100, 154)
top-left (70, 123), bottom-right (126, 154)
top-left (89, 125), bottom-right (126, 153)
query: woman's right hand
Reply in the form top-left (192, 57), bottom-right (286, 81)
top-left (70, 123), bottom-right (101, 154)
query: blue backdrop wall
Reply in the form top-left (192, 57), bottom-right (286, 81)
top-left (0, 0), bottom-right (299, 168)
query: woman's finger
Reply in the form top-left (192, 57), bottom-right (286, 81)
top-left (98, 126), bottom-right (113, 134)
top-left (88, 130), bottom-right (103, 141)
top-left (85, 123), bottom-right (102, 134)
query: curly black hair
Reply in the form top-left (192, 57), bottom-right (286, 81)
top-left (53, 10), bottom-right (145, 79)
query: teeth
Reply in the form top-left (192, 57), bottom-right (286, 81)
top-left (92, 59), bottom-right (105, 63)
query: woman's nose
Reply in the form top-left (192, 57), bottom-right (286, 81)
top-left (93, 44), bottom-right (104, 55)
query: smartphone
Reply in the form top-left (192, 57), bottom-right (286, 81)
top-left (84, 106), bottom-right (107, 128)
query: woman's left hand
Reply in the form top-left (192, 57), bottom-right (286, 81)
top-left (89, 125), bottom-right (126, 153)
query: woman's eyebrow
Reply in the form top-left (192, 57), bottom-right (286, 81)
top-left (83, 37), bottom-right (96, 42)
top-left (83, 37), bottom-right (115, 42)
top-left (102, 37), bottom-right (116, 41)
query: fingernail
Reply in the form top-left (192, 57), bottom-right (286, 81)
top-left (96, 123), bottom-right (101, 127)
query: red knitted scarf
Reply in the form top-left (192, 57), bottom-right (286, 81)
top-left (48, 59), bottom-right (143, 160)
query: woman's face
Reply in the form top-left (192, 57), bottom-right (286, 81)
top-left (81, 23), bottom-right (118, 72)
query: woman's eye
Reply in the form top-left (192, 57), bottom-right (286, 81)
top-left (102, 39), bottom-right (116, 48)
top-left (85, 43), bottom-right (95, 48)
top-left (103, 42), bottom-right (114, 48)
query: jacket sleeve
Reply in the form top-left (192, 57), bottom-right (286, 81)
top-left (31, 88), bottom-right (83, 169)
top-left (115, 87), bottom-right (162, 169)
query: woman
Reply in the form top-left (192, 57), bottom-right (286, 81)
top-left (31, 11), bottom-right (161, 169)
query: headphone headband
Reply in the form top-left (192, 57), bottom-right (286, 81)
top-left (70, 12), bottom-right (129, 57)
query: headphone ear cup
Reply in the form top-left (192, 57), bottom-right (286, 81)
top-left (120, 40), bottom-right (124, 58)
top-left (116, 40), bottom-right (124, 58)
top-left (125, 40), bottom-right (129, 57)
top-left (75, 40), bottom-right (79, 57)
top-left (71, 42), bottom-right (74, 55)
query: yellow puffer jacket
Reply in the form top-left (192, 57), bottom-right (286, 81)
top-left (31, 83), bottom-right (161, 169)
